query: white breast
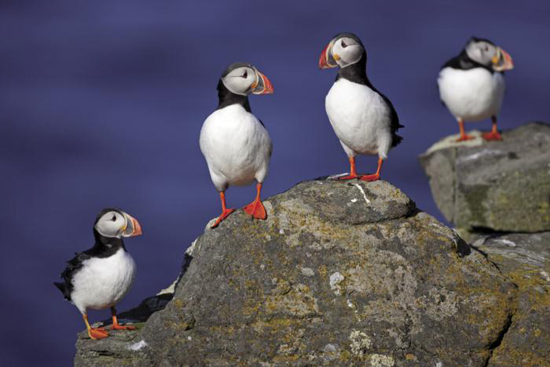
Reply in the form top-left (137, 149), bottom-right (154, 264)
top-left (199, 104), bottom-right (272, 191)
top-left (438, 67), bottom-right (505, 122)
top-left (71, 248), bottom-right (136, 314)
top-left (325, 79), bottom-right (392, 159)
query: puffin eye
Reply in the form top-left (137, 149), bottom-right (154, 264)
top-left (242, 70), bottom-right (248, 78)
top-left (341, 40), bottom-right (348, 48)
top-left (111, 215), bottom-right (117, 221)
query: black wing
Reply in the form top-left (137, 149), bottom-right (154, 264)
top-left (369, 88), bottom-right (402, 147)
top-left (363, 78), bottom-right (403, 148)
top-left (381, 93), bottom-right (403, 147)
top-left (53, 251), bottom-right (92, 301)
top-left (258, 119), bottom-right (273, 158)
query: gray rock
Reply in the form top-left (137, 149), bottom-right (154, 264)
top-left (419, 122), bottom-right (550, 233)
top-left (75, 179), bottom-right (526, 366)
top-left (474, 232), bottom-right (550, 366)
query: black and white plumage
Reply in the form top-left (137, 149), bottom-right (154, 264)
top-left (200, 63), bottom-right (273, 228)
top-left (438, 37), bottom-right (514, 141)
top-left (319, 32), bottom-right (402, 181)
top-left (54, 208), bottom-right (142, 340)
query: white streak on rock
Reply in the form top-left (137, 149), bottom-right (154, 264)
top-left (353, 184), bottom-right (371, 204)
top-left (127, 340), bottom-right (148, 351)
top-left (495, 238), bottom-right (517, 247)
top-left (457, 149), bottom-right (505, 163)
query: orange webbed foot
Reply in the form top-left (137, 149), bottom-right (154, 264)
top-left (88, 328), bottom-right (109, 340)
top-left (211, 208), bottom-right (236, 228)
top-left (456, 135), bottom-right (475, 142)
top-left (338, 174), bottom-right (360, 180)
top-left (360, 173), bottom-right (380, 182)
top-left (482, 131), bottom-right (503, 141)
top-left (111, 324), bottom-right (136, 331)
top-left (243, 199), bottom-right (267, 220)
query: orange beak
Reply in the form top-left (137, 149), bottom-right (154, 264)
top-left (319, 41), bottom-right (337, 69)
top-left (493, 47), bottom-right (514, 71)
top-left (251, 71), bottom-right (274, 95)
top-left (123, 213), bottom-right (143, 237)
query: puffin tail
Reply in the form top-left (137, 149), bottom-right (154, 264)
top-left (54, 282), bottom-right (70, 300)
top-left (391, 133), bottom-right (403, 147)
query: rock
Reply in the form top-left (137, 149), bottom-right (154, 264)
top-left (419, 122), bottom-right (550, 233)
top-left (75, 179), bottom-right (524, 366)
top-left (474, 232), bottom-right (550, 366)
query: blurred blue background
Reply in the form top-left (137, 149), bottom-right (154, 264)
top-left (1, 0), bottom-right (548, 365)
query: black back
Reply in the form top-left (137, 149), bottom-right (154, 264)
top-left (54, 209), bottom-right (126, 301)
top-left (335, 39), bottom-right (403, 147)
top-left (441, 50), bottom-right (494, 74)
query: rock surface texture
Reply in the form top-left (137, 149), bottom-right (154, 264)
top-left (74, 179), bottom-right (541, 366)
top-left (475, 232), bottom-right (550, 366)
top-left (418, 121), bottom-right (550, 366)
top-left (419, 122), bottom-right (550, 235)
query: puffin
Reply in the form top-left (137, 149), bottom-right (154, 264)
top-left (319, 32), bottom-right (402, 181)
top-left (54, 208), bottom-right (142, 340)
top-left (438, 37), bottom-right (514, 141)
top-left (200, 62), bottom-right (274, 228)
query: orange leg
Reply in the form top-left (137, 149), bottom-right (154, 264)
top-left (83, 314), bottom-right (109, 340)
top-left (456, 119), bottom-right (474, 142)
top-left (338, 157), bottom-right (360, 180)
top-left (360, 157), bottom-right (383, 182)
top-left (211, 191), bottom-right (236, 228)
top-left (243, 182), bottom-right (267, 220)
top-left (110, 307), bottom-right (136, 331)
top-left (482, 116), bottom-right (503, 141)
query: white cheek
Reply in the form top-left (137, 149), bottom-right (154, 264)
top-left (225, 77), bottom-right (251, 95)
top-left (476, 49), bottom-right (484, 61)
top-left (96, 220), bottom-right (120, 237)
top-left (338, 46), bottom-right (362, 67)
